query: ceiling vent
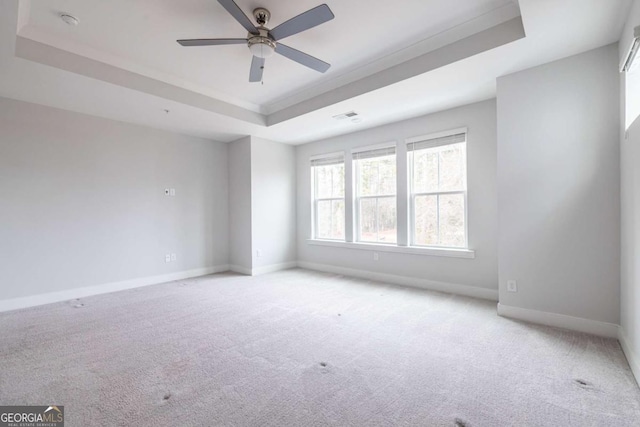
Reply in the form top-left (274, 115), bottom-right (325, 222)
top-left (332, 111), bottom-right (359, 121)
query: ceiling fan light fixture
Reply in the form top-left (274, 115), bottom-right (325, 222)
top-left (248, 36), bottom-right (276, 59)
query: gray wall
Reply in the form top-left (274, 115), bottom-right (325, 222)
top-left (296, 100), bottom-right (498, 292)
top-left (0, 97), bottom-right (229, 300)
top-left (251, 137), bottom-right (297, 269)
top-left (497, 44), bottom-right (620, 324)
top-left (620, 0), bottom-right (640, 377)
top-left (228, 136), bottom-right (297, 273)
top-left (621, 101), bottom-right (640, 376)
top-left (228, 137), bottom-right (252, 271)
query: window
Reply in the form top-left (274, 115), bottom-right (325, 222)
top-left (353, 145), bottom-right (397, 244)
top-left (408, 131), bottom-right (467, 248)
top-left (308, 128), bottom-right (473, 258)
top-left (311, 153), bottom-right (345, 240)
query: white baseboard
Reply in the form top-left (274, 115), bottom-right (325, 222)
top-left (230, 262), bottom-right (297, 276)
top-left (497, 303), bottom-right (619, 338)
top-left (0, 265), bottom-right (230, 313)
top-left (297, 261), bottom-right (498, 301)
top-left (619, 328), bottom-right (640, 387)
top-left (229, 264), bottom-right (253, 275)
top-left (252, 261), bottom-right (297, 276)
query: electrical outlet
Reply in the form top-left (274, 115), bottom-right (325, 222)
top-left (171, 253), bottom-right (176, 261)
top-left (256, 249), bottom-right (262, 258)
top-left (170, 188), bottom-right (176, 196)
top-left (164, 189), bottom-right (170, 196)
top-left (507, 280), bottom-right (518, 292)
top-left (373, 252), bottom-right (379, 261)
top-left (165, 254), bottom-right (171, 263)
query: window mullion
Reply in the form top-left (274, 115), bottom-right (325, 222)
top-left (413, 190), bottom-right (465, 197)
top-left (358, 194), bottom-right (396, 199)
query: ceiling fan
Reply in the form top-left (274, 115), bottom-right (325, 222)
top-left (177, 0), bottom-right (335, 82)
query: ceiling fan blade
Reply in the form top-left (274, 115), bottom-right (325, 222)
top-left (177, 38), bottom-right (247, 47)
top-left (249, 56), bottom-right (266, 82)
top-left (217, 0), bottom-right (259, 35)
top-left (269, 4), bottom-right (334, 41)
top-left (275, 43), bottom-right (330, 73)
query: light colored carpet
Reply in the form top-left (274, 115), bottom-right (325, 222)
top-left (0, 268), bottom-right (639, 426)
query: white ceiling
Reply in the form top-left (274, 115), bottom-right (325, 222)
top-left (22, 0), bottom-right (514, 109)
top-left (0, 0), bottom-right (632, 145)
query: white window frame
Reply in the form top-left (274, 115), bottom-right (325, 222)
top-left (311, 152), bottom-right (345, 241)
top-left (307, 131), bottom-right (475, 259)
top-left (352, 143), bottom-right (397, 245)
top-left (407, 128), bottom-right (468, 249)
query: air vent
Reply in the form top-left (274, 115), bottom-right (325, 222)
top-left (332, 111), bottom-right (358, 120)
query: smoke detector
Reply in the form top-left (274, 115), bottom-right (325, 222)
top-left (60, 14), bottom-right (79, 26)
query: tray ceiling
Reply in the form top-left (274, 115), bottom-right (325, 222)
top-left (0, 0), bottom-right (631, 144)
top-left (21, 0), bottom-right (516, 110)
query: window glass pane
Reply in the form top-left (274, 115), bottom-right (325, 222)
top-left (316, 200), bottom-right (332, 239)
top-left (439, 193), bottom-right (465, 247)
top-left (377, 197), bottom-right (397, 244)
top-left (332, 164), bottom-right (345, 198)
top-left (331, 200), bottom-right (345, 240)
top-left (357, 154), bottom-right (396, 197)
top-left (414, 195), bottom-right (438, 246)
top-left (315, 163), bottom-right (344, 198)
top-left (439, 143), bottom-right (465, 192)
top-left (357, 158), bottom-right (379, 196)
top-left (377, 155), bottom-right (397, 195)
top-left (316, 199), bottom-right (345, 240)
top-left (359, 198), bottom-right (377, 242)
top-left (412, 150), bottom-right (438, 193)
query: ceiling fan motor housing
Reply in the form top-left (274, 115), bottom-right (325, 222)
top-left (248, 28), bottom-right (276, 58)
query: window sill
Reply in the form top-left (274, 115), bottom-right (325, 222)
top-left (306, 239), bottom-right (475, 259)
